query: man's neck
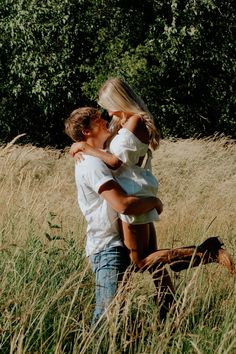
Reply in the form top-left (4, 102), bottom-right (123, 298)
top-left (86, 137), bottom-right (106, 149)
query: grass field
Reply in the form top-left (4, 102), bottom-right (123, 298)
top-left (0, 136), bottom-right (235, 353)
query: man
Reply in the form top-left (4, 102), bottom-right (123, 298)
top-left (65, 107), bottom-right (168, 324)
top-left (65, 107), bottom-right (235, 324)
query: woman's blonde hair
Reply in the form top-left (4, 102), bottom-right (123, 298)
top-left (98, 77), bottom-right (160, 149)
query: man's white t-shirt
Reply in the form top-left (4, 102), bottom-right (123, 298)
top-left (75, 155), bottom-right (123, 256)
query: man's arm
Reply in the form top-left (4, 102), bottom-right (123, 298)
top-left (99, 180), bottom-right (163, 215)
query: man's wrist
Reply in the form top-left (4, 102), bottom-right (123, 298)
top-left (155, 197), bottom-right (163, 214)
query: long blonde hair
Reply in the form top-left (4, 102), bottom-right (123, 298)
top-left (98, 77), bottom-right (160, 150)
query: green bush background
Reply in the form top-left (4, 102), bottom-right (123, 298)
top-left (1, 0), bottom-right (235, 147)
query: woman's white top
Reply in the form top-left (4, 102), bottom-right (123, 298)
top-left (109, 128), bottom-right (159, 224)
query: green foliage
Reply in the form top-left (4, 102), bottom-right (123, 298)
top-left (0, 0), bottom-right (235, 146)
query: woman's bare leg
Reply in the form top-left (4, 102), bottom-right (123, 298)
top-left (121, 221), bottom-right (150, 267)
top-left (122, 221), bottom-right (175, 319)
top-left (138, 235), bottom-right (235, 274)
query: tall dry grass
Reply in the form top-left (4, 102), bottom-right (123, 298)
top-left (0, 136), bottom-right (235, 353)
top-left (0, 138), bottom-right (85, 247)
top-left (152, 137), bottom-right (236, 250)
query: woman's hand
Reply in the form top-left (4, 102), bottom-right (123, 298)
top-left (69, 142), bottom-right (87, 157)
top-left (69, 141), bottom-right (97, 161)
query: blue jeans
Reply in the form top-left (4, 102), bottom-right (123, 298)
top-left (89, 246), bottom-right (130, 325)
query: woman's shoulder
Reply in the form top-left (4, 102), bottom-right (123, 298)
top-left (124, 114), bottom-right (149, 144)
top-left (124, 114), bottom-right (145, 131)
top-left (128, 114), bottom-right (145, 123)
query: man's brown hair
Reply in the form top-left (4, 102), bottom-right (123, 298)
top-left (65, 107), bottom-right (100, 141)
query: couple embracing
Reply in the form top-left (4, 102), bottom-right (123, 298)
top-left (65, 78), bottom-right (235, 325)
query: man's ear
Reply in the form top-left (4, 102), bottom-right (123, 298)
top-left (82, 128), bottom-right (91, 137)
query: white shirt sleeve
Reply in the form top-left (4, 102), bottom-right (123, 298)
top-left (109, 128), bottom-right (148, 166)
top-left (77, 156), bottom-right (114, 194)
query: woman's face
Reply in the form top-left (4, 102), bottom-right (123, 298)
top-left (108, 110), bottom-right (123, 118)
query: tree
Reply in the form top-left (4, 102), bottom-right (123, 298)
top-left (0, 0), bottom-right (235, 146)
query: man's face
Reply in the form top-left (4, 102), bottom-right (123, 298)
top-left (88, 114), bottom-right (111, 140)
